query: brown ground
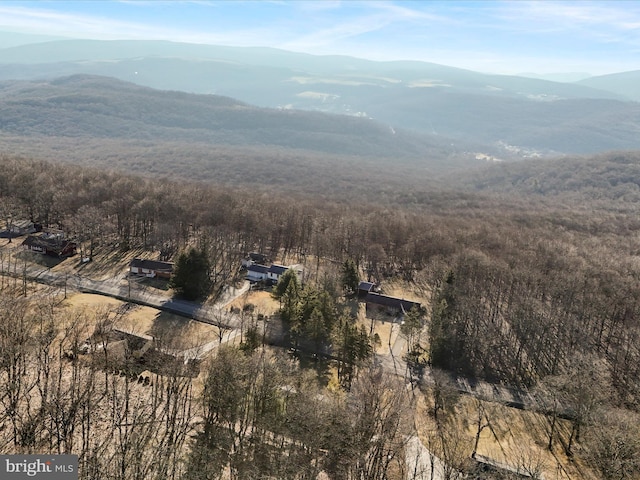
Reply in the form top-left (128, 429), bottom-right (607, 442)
top-left (356, 303), bottom-right (398, 354)
top-left (0, 237), bottom-right (152, 282)
top-left (227, 290), bottom-right (280, 316)
top-left (415, 391), bottom-right (598, 480)
top-left (66, 245), bottom-right (154, 281)
top-left (378, 278), bottom-right (430, 308)
top-left (65, 293), bottom-right (222, 351)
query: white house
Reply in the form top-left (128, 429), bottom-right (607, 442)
top-left (246, 264), bottom-right (269, 282)
top-left (267, 264), bottom-right (289, 282)
top-left (246, 263), bottom-right (303, 284)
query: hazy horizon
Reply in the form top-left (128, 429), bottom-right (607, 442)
top-left (0, 0), bottom-right (639, 78)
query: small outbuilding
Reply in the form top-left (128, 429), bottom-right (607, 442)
top-left (9, 219), bottom-right (36, 236)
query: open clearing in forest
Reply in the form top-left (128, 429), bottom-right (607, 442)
top-left (227, 289), bottom-right (280, 316)
top-left (65, 292), bottom-right (223, 351)
top-left (356, 303), bottom-right (399, 355)
top-left (64, 244), bottom-right (152, 281)
top-left (415, 391), bottom-right (598, 480)
top-left (379, 278), bottom-right (430, 307)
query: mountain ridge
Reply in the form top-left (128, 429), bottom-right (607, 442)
top-left (1, 38), bottom-right (637, 155)
top-left (578, 70), bottom-right (640, 102)
top-left (0, 74), bottom-right (487, 198)
top-left (0, 38), bottom-right (623, 100)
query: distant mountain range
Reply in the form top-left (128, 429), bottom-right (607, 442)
top-left (578, 71), bottom-right (640, 102)
top-left (0, 74), bottom-right (484, 197)
top-left (0, 37), bottom-right (639, 156)
top-left (0, 74), bottom-right (467, 161)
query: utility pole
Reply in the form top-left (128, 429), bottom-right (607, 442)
top-left (22, 256), bottom-right (27, 296)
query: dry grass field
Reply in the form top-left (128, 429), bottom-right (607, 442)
top-left (66, 245), bottom-right (156, 281)
top-left (414, 391), bottom-right (599, 480)
top-left (227, 289), bottom-right (281, 316)
top-left (356, 303), bottom-right (399, 355)
top-left (65, 292), bottom-right (223, 352)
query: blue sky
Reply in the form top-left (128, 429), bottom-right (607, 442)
top-left (0, 1), bottom-right (639, 75)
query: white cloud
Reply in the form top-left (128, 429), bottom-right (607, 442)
top-left (0, 5), bottom-right (164, 39)
top-left (0, 4), bottom-right (280, 46)
top-left (0, 1), bottom-right (636, 74)
top-left (496, 0), bottom-right (640, 40)
top-left (281, 14), bottom-right (389, 50)
top-left (280, 0), bottom-right (455, 53)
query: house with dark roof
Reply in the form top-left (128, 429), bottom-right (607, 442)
top-left (246, 264), bottom-right (269, 282)
top-left (358, 281), bottom-right (376, 297)
top-left (364, 292), bottom-right (421, 317)
top-left (267, 264), bottom-right (289, 282)
top-left (129, 258), bottom-right (174, 279)
top-left (22, 235), bottom-right (77, 257)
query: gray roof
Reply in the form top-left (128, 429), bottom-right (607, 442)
top-left (129, 258), bottom-right (174, 272)
top-left (268, 264), bottom-right (288, 275)
top-left (247, 264), bottom-right (269, 274)
top-left (358, 281), bottom-right (375, 292)
top-left (13, 219), bottom-right (34, 229)
top-left (248, 252), bottom-right (268, 262)
top-left (364, 293), bottom-right (421, 312)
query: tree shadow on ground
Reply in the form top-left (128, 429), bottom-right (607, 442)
top-left (0, 231), bottom-right (21, 239)
top-left (14, 250), bottom-right (64, 269)
top-left (74, 244), bottom-right (137, 276)
top-left (148, 311), bottom-right (183, 333)
top-left (292, 351), bottom-right (333, 387)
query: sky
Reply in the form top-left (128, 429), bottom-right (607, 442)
top-left (0, 0), bottom-right (639, 76)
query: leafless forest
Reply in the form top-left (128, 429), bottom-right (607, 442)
top-left (1, 153), bottom-right (640, 479)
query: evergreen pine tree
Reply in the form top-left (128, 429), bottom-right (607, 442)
top-left (341, 259), bottom-right (359, 296)
top-left (169, 247), bottom-right (212, 300)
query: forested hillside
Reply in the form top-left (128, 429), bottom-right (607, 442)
top-left (2, 153), bottom-right (640, 478)
top-left (2, 38), bottom-right (639, 155)
top-left (578, 70), bottom-right (640, 101)
top-left (0, 75), bottom-right (473, 161)
top-left (459, 151), bottom-right (640, 211)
